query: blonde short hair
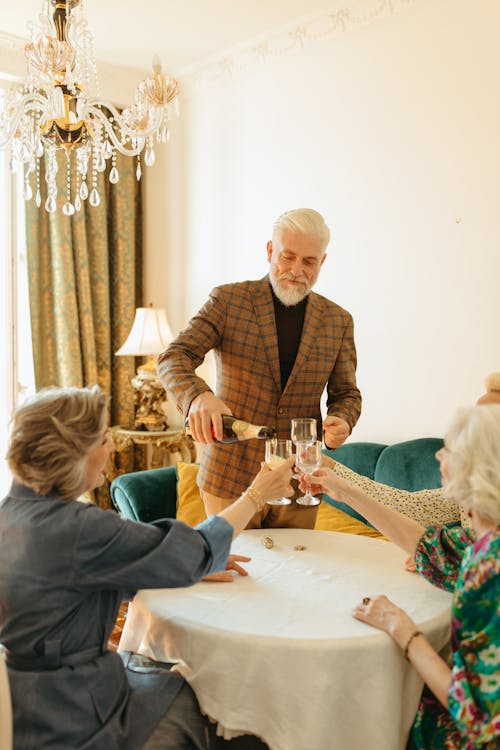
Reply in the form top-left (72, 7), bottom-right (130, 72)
top-left (7, 386), bottom-right (107, 500)
top-left (485, 371), bottom-right (500, 393)
top-left (443, 404), bottom-right (500, 525)
top-left (272, 208), bottom-right (330, 252)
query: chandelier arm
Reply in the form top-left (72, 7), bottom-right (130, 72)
top-left (86, 100), bottom-right (164, 140)
top-left (0, 93), bottom-right (52, 149)
top-left (84, 105), bottom-right (143, 156)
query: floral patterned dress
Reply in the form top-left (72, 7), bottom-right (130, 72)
top-left (408, 525), bottom-right (500, 749)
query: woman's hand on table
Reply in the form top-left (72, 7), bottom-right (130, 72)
top-left (352, 594), bottom-right (417, 649)
top-left (354, 594), bottom-right (453, 707)
top-left (404, 556), bottom-right (417, 573)
top-left (202, 554), bottom-right (251, 583)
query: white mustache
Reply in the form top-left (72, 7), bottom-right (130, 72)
top-left (278, 272), bottom-right (308, 285)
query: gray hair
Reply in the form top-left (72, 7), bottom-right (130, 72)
top-left (272, 208), bottom-right (331, 252)
top-left (443, 404), bottom-right (500, 525)
top-left (7, 386), bottom-right (107, 500)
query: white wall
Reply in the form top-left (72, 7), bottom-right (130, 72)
top-left (144, 0), bottom-right (500, 442)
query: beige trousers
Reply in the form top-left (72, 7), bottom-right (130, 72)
top-left (200, 489), bottom-right (318, 530)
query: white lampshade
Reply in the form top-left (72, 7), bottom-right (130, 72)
top-left (116, 307), bottom-right (173, 356)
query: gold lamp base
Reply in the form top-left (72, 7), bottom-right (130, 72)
top-left (131, 359), bottom-right (169, 431)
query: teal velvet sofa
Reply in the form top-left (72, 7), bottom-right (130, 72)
top-left (110, 437), bottom-right (444, 524)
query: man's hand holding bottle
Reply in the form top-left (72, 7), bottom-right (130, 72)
top-left (186, 392), bottom-right (233, 443)
top-left (186, 392), bottom-right (276, 444)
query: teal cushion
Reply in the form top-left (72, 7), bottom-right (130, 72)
top-left (374, 438), bottom-right (443, 491)
top-left (324, 442), bottom-right (386, 478)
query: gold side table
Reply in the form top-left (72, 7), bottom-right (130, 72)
top-left (105, 427), bottom-right (196, 483)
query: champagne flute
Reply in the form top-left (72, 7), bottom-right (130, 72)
top-left (291, 418), bottom-right (317, 480)
top-left (264, 439), bottom-right (293, 506)
top-left (295, 440), bottom-right (322, 506)
top-left (290, 418), bottom-right (317, 446)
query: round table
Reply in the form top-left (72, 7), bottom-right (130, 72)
top-left (119, 528), bottom-right (452, 750)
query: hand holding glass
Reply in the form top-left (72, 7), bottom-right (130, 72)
top-left (264, 439), bottom-right (293, 505)
top-left (295, 440), bottom-right (322, 506)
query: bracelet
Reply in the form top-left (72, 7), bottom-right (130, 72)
top-left (245, 487), bottom-right (266, 512)
top-left (403, 630), bottom-right (423, 661)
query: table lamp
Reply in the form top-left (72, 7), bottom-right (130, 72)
top-left (116, 306), bottom-right (173, 431)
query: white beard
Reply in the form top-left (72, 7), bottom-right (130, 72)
top-left (270, 272), bottom-right (312, 307)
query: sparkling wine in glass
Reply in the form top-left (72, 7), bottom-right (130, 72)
top-left (295, 440), bottom-right (322, 506)
top-left (264, 439), bottom-right (293, 506)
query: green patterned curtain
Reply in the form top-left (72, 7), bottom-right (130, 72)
top-left (25, 149), bottom-right (142, 507)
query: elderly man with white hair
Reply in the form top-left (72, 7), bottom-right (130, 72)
top-left (159, 208), bottom-right (361, 529)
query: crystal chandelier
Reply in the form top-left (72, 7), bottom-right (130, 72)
top-left (0, 0), bottom-right (179, 215)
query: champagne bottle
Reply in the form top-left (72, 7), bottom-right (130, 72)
top-left (184, 414), bottom-right (277, 443)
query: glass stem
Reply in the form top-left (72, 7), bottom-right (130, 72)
top-left (305, 475), bottom-right (311, 498)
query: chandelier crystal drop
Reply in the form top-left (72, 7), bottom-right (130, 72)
top-left (0, 0), bottom-right (179, 214)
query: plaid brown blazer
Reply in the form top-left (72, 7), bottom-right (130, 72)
top-left (158, 276), bottom-right (361, 500)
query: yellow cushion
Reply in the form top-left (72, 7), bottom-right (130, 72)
top-left (176, 462), bottom-right (207, 526)
top-left (175, 467), bottom-right (386, 537)
top-left (314, 501), bottom-right (387, 540)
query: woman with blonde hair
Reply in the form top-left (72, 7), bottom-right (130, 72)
top-left (307, 404), bottom-right (500, 749)
top-left (0, 385), bottom-right (293, 750)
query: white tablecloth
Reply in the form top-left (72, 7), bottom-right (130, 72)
top-left (119, 528), bottom-right (452, 750)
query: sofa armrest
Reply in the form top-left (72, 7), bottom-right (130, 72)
top-left (110, 466), bottom-right (178, 522)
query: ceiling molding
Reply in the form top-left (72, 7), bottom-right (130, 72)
top-left (0, 0), bottom-right (432, 95)
top-left (0, 33), bottom-right (26, 82)
top-left (0, 32), bottom-right (22, 50)
top-left (179, 0), bottom-right (430, 90)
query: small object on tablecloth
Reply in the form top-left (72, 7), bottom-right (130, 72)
top-left (294, 545), bottom-right (306, 551)
top-left (262, 536), bottom-right (274, 549)
top-left (362, 597), bottom-right (371, 605)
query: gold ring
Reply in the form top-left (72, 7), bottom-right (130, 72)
top-left (362, 597), bottom-right (371, 605)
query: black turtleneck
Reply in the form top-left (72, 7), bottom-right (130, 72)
top-left (271, 287), bottom-right (307, 391)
